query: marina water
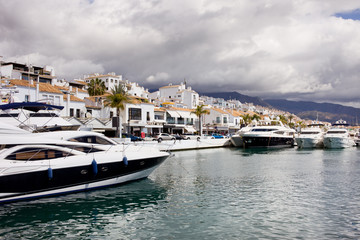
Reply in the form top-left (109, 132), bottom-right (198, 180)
top-left (1, 147), bottom-right (360, 239)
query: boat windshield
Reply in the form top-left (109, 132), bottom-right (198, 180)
top-left (301, 132), bottom-right (320, 135)
top-left (68, 136), bottom-right (115, 145)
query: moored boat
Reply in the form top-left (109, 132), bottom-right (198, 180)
top-left (295, 123), bottom-right (325, 148)
top-left (0, 131), bottom-right (169, 203)
top-left (241, 121), bottom-right (295, 148)
top-left (323, 120), bottom-right (356, 149)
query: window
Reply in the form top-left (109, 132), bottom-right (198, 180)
top-left (216, 117), bottom-right (221, 124)
top-left (147, 112), bottom-right (150, 121)
top-left (49, 95), bottom-right (54, 104)
top-left (55, 96), bottom-right (61, 105)
top-left (25, 95), bottom-right (30, 102)
top-left (129, 108), bottom-right (141, 120)
top-left (70, 108), bottom-right (74, 117)
top-left (223, 117), bottom-right (227, 123)
top-left (76, 109), bottom-right (81, 118)
top-left (5, 147), bottom-right (72, 161)
top-left (69, 136), bottom-right (114, 145)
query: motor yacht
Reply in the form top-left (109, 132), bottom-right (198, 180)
top-left (230, 121), bottom-right (264, 147)
top-left (323, 120), bottom-right (356, 149)
top-left (0, 127), bottom-right (169, 203)
top-left (241, 121), bottom-right (296, 148)
top-left (295, 123), bottom-right (325, 148)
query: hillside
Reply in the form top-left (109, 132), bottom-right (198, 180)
top-left (265, 99), bottom-right (360, 124)
top-left (199, 91), bottom-right (360, 125)
top-left (200, 91), bottom-right (270, 107)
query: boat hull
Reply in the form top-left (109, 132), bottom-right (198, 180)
top-left (323, 137), bottom-right (355, 149)
top-left (0, 155), bottom-right (168, 203)
top-left (295, 137), bottom-right (324, 148)
top-left (242, 136), bottom-right (294, 148)
top-left (230, 135), bottom-right (244, 147)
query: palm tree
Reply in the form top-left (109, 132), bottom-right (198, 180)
top-left (242, 114), bottom-right (252, 125)
top-left (288, 114), bottom-right (295, 128)
top-left (104, 84), bottom-right (131, 138)
top-left (87, 78), bottom-right (106, 96)
top-left (192, 105), bottom-right (210, 136)
top-left (252, 114), bottom-right (261, 122)
top-left (278, 115), bottom-right (288, 125)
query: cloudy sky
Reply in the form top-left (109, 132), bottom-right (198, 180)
top-left (1, 0), bottom-right (360, 107)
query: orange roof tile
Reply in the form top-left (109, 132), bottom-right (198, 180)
top-left (212, 107), bottom-right (228, 114)
top-left (9, 79), bottom-right (63, 94)
top-left (63, 95), bottom-right (84, 102)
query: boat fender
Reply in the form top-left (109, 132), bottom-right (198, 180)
top-left (48, 167), bottom-right (53, 180)
top-left (123, 156), bottom-right (128, 166)
top-left (92, 159), bottom-right (98, 176)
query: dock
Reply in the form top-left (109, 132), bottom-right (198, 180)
top-left (115, 137), bottom-right (231, 151)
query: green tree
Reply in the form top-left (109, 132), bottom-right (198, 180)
top-left (242, 114), bottom-right (252, 125)
top-left (278, 115), bottom-right (288, 125)
top-left (104, 84), bottom-right (131, 138)
top-left (87, 78), bottom-right (106, 96)
top-left (192, 105), bottom-right (210, 136)
top-left (252, 114), bottom-right (261, 121)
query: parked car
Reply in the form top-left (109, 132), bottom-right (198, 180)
top-left (181, 134), bottom-right (201, 140)
top-left (153, 133), bottom-right (176, 141)
top-left (211, 133), bottom-right (225, 139)
top-left (122, 133), bottom-right (144, 141)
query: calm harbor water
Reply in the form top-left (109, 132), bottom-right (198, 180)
top-left (1, 147), bottom-right (360, 239)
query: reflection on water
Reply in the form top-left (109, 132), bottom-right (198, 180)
top-left (0, 179), bottom-right (167, 239)
top-left (1, 147), bottom-right (360, 239)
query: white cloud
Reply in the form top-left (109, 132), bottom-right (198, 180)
top-left (1, 0), bottom-right (360, 106)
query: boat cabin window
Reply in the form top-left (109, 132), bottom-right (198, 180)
top-left (327, 130), bottom-right (346, 134)
top-left (251, 128), bottom-right (278, 132)
top-left (68, 136), bottom-right (114, 145)
top-left (301, 131), bottom-right (320, 135)
top-left (60, 145), bottom-right (103, 153)
top-left (5, 148), bottom-right (73, 161)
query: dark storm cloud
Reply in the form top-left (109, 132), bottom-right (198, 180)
top-left (1, 0), bottom-right (360, 107)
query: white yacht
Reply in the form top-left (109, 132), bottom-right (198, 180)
top-left (241, 121), bottom-right (296, 148)
top-left (323, 120), bottom-right (356, 149)
top-left (230, 122), bottom-right (258, 147)
top-left (295, 123), bottom-right (325, 148)
top-left (0, 125), bottom-right (169, 204)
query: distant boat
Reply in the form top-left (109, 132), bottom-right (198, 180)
top-left (295, 123), bottom-right (325, 148)
top-left (323, 120), bottom-right (356, 148)
top-left (241, 120), bottom-right (295, 148)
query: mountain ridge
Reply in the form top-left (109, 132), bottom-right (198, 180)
top-left (200, 91), bottom-right (360, 124)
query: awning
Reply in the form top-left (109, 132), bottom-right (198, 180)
top-left (167, 110), bottom-right (181, 118)
top-left (184, 126), bottom-right (196, 133)
top-left (177, 111), bottom-right (195, 119)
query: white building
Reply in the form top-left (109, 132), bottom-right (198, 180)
top-left (84, 72), bottom-right (124, 92)
top-left (157, 82), bottom-right (199, 109)
top-left (127, 81), bottom-right (150, 98)
top-left (0, 61), bottom-right (56, 85)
